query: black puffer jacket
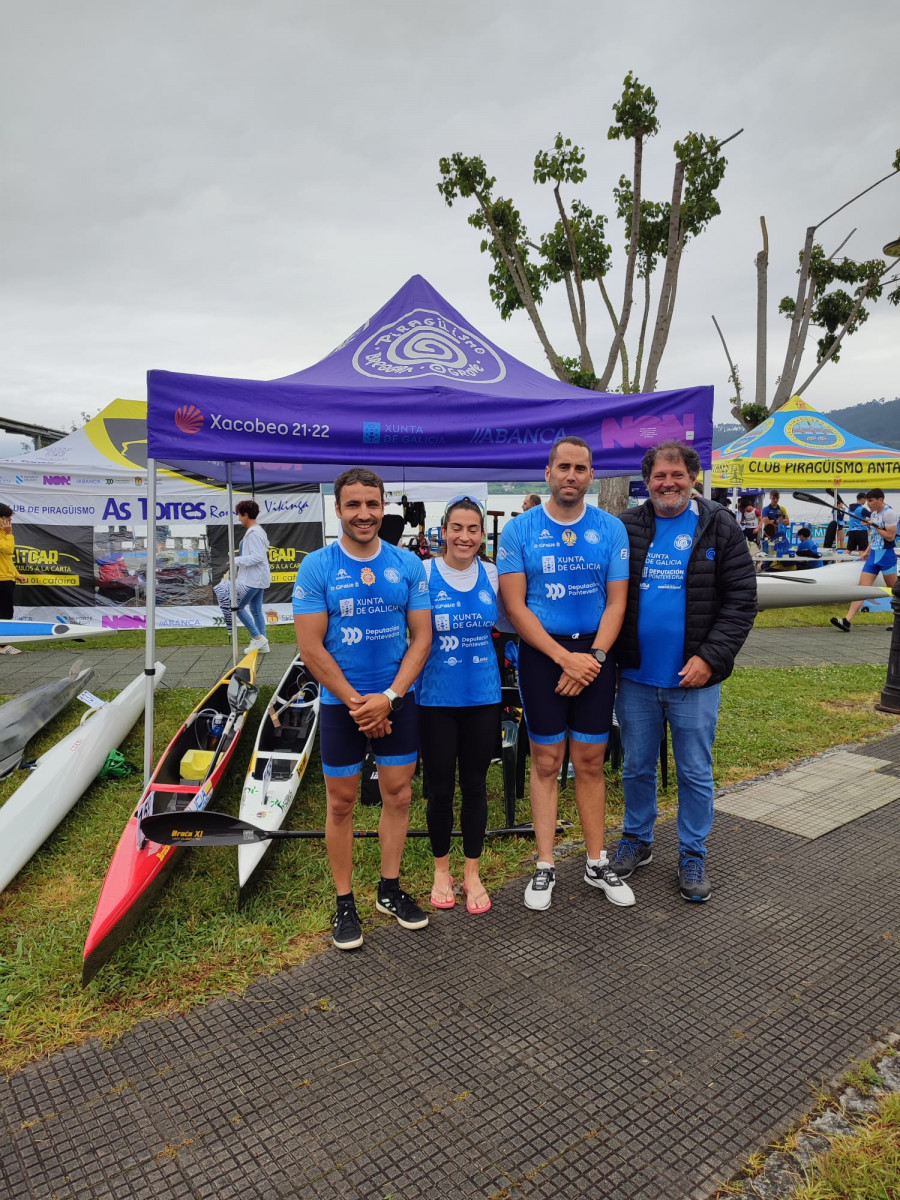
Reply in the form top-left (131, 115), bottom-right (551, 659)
top-left (615, 498), bottom-right (757, 686)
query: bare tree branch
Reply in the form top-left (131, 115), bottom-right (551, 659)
top-left (711, 313), bottom-right (744, 420)
top-left (597, 134), bottom-right (645, 390)
top-left (771, 226), bottom-right (816, 409)
top-left (553, 184), bottom-right (593, 373)
top-left (755, 217), bottom-right (768, 407)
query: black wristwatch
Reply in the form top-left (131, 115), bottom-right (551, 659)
top-left (589, 648), bottom-right (607, 665)
top-left (383, 688), bottom-right (404, 712)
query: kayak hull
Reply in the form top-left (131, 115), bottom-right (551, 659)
top-left (0, 621), bottom-right (113, 644)
top-left (237, 655), bottom-right (320, 892)
top-left (0, 666), bottom-right (95, 780)
top-left (0, 664), bottom-right (165, 893)
top-left (756, 559), bottom-right (890, 609)
top-left (82, 650), bottom-right (258, 985)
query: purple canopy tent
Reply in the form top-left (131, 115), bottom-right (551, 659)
top-left (140, 274), bottom-right (714, 777)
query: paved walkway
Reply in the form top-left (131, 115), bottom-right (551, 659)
top-left (2, 629), bottom-right (899, 1199)
top-left (0, 621), bottom-right (893, 696)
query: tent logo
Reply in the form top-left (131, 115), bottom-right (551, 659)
top-left (352, 308), bottom-right (506, 384)
top-left (174, 405), bottom-right (204, 434)
top-left (784, 416), bottom-right (844, 451)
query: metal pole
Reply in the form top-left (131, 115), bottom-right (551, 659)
top-left (875, 579), bottom-right (900, 714)
top-left (226, 464), bottom-right (238, 667)
top-left (143, 459), bottom-right (158, 784)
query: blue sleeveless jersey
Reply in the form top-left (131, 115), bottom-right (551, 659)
top-left (292, 540), bottom-right (430, 704)
top-left (416, 559), bottom-right (500, 707)
top-left (496, 504), bottom-right (630, 635)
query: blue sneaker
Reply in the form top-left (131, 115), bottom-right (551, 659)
top-left (608, 837), bottom-right (653, 880)
top-left (678, 855), bottom-right (711, 902)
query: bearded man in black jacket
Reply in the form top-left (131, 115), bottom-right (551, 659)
top-left (609, 441), bottom-right (757, 902)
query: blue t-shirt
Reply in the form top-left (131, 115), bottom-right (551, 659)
top-left (292, 539), bottom-right (430, 704)
top-left (849, 503), bottom-right (869, 532)
top-left (621, 504), bottom-right (699, 689)
top-left (416, 557), bottom-right (500, 707)
top-left (496, 503), bottom-right (630, 635)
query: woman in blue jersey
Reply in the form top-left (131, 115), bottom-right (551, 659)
top-left (418, 497), bottom-right (504, 915)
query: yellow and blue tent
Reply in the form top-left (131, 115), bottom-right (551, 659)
top-left (711, 395), bottom-right (900, 489)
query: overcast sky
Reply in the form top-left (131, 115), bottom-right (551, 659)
top-left (1, 0), bottom-right (897, 456)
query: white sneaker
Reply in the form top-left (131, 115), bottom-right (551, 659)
top-left (584, 856), bottom-right (636, 907)
top-left (250, 635), bottom-right (270, 653)
top-left (524, 865), bottom-right (556, 910)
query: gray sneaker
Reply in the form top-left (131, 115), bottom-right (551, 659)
top-left (678, 855), bottom-right (711, 902)
top-left (608, 837), bottom-right (653, 880)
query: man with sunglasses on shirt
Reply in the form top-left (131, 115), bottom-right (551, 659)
top-left (497, 437), bottom-right (632, 912)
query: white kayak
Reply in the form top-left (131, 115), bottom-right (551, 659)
top-left (0, 620), bottom-right (113, 644)
top-left (0, 663), bottom-right (165, 893)
top-left (756, 559), bottom-right (890, 609)
top-left (238, 655), bottom-right (320, 892)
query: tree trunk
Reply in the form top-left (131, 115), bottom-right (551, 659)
top-left (641, 159), bottom-right (685, 392)
top-left (478, 197), bottom-right (567, 381)
top-left (771, 225), bottom-right (815, 410)
top-left (631, 273), bottom-right (652, 392)
top-left (554, 184), bottom-right (593, 373)
top-left (597, 135), bottom-right (644, 390)
top-left (596, 475), bottom-right (631, 516)
top-left (755, 217), bottom-right (768, 407)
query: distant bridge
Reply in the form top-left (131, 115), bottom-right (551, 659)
top-left (0, 417), bottom-right (67, 449)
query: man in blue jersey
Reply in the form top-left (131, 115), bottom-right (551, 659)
top-left (498, 436), bottom-right (632, 911)
top-left (293, 467), bottom-right (432, 950)
top-left (830, 488), bottom-right (897, 633)
top-left (610, 441), bottom-right (757, 902)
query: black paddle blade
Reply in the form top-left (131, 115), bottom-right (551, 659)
top-left (140, 810), bottom-right (270, 846)
top-left (793, 490), bottom-right (830, 508)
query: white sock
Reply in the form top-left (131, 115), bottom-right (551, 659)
top-left (586, 851), bottom-right (609, 868)
top-left (536, 860), bottom-right (554, 871)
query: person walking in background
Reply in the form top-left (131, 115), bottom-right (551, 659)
top-left (610, 441), bottom-right (757, 903)
top-left (0, 503), bottom-right (26, 655)
top-left (293, 467), bottom-right (432, 950)
top-left (498, 437), bottom-right (633, 912)
top-left (233, 500), bottom-right (271, 653)
top-left (418, 496), bottom-right (508, 916)
top-left (847, 492), bottom-right (870, 556)
top-left (521, 494), bottom-right (541, 512)
top-left (830, 488), bottom-right (897, 633)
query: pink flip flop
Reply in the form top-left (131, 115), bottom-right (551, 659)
top-left (430, 877), bottom-right (456, 909)
top-left (463, 883), bottom-right (491, 915)
top-left (0, 645), bottom-right (22, 654)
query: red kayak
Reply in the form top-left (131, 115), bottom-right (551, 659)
top-left (82, 650), bottom-right (259, 985)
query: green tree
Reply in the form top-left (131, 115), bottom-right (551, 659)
top-left (713, 149), bottom-right (900, 428)
top-left (437, 72), bottom-right (736, 399)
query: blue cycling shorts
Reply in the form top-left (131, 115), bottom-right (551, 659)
top-left (319, 698), bottom-right (418, 777)
top-left (517, 636), bottom-right (616, 746)
top-left (862, 548), bottom-right (897, 578)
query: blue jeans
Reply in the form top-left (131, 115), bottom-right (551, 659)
top-left (615, 677), bottom-right (721, 859)
top-left (236, 587), bottom-right (266, 638)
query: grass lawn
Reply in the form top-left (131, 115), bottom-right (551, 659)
top-left (9, 600), bottom-right (894, 655)
top-left (1, 652), bottom-right (898, 1075)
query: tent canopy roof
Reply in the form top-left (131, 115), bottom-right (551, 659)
top-left (712, 396), bottom-right (900, 489)
top-left (147, 275), bottom-right (713, 482)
